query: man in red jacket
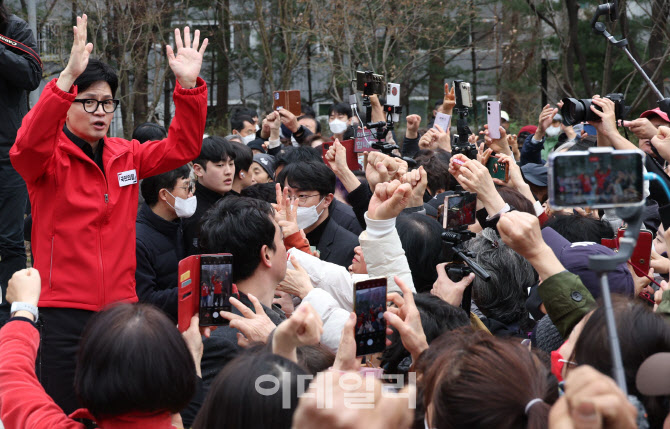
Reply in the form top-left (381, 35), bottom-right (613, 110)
top-left (9, 14), bottom-right (208, 414)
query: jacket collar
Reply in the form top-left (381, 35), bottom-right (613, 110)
top-left (194, 181), bottom-right (225, 206)
top-left (69, 408), bottom-right (174, 429)
top-left (60, 129), bottom-right (130, 160)
top-left (137, 202), bottom-right (181, 235)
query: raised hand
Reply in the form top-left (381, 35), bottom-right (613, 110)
top-left (623, 117), bottom-right (659, 140)
top-left (588, 96), bottom-right (618, 139)
top-left (400, 166), bottom-right (428, 208)
top-left (438, 82), bottom-right (456, 115)
top-left (482, 124), bottom-right (512, 156)
top-left (650, 126), bottom-right (670, 162)
top-left (384, 276), bottom-right (428, 362)
top-left (333, 312), bottom-right (360, 370)
top-left (221, 293), bottom-right (275, 347)
top-left (367, 180), bottom-right (412, 220)
top-left (325, 139), bottom-right (349, 177)
top-left (272, 302), bottom-right (323, 363)
top-left (166, 27), bottom-right (208, 89)
top-left (536, 104), bottom-right (559, 140)
top-left (278, 257), bottom-right (314, 299)
top-left (7, 268), bottom-right (41, 308)
top-left (432, 264), bottom-right (474, 306)
top-left (405, 114), bottom-right (421, 139)
top-left (58, 14), bottom-right (94, 92)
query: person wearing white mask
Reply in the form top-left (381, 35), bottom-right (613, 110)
top-left (328, 102), bottom-right (355, 141)
top-left (135, 164), bottom-right (196, 322)
top-left (231, 114), bottom-right (257, 145)
top-left (277, 160), bottom-right (359, 268)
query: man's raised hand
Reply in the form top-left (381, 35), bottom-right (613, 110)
top-left (58, 14), bottom-right (94, 91)
top-left (166, 27), bottom-right (209, 89)
top-left (367, 180), bottom-right (412, 220)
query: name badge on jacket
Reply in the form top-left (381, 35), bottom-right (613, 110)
top-left (117, 169), bottom-right (138, 187)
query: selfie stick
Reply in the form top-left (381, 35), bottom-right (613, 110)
top-left (588, 204), bottom-right (644, 395)
top-left (591, 1), bottom-right (670, 117)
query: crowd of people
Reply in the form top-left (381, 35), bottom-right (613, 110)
top-left (4, 5), bottom-right (670, 429)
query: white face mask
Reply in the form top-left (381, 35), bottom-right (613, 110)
top-left (296, 197), bottom-right (326, 229)
top-left (329, 119), bottom-right (348, 135)
top-left (166, 191), bottom-right (197, 218)
top-left (546, 125), bottom-right (561, 137)
top-left (242, 133), bottom-right (256, 145)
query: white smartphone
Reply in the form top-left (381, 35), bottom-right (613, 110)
top-left (433, 112), bottom-right (451, 131)
top-left (386, 83), bottom-right (400, 122)
top-left (487, 101), bottom-right (502, 139)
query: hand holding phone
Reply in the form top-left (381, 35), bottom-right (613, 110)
top-left (485, 156), bottom-right (509, 182)
top-left (383, 276), bottom-right (428, 362)
top-left (178, 253), bottom-right (234, 332)
top-left (273, 90), bottom-right (301, 116)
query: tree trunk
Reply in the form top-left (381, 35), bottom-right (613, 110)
top-left (565, 0), bottom-right (593, 95)
top-left (646, 0), bottom-right (670, 105)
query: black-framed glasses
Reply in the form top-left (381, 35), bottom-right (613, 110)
top-left (73, 98), bottom-right (120, 113)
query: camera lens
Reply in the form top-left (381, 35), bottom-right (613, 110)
top-left (560, 98), bottom-right (585, 126)
top-left (582, 99), bottom-right (603, 122)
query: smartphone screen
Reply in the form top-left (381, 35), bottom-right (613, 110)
top-left (354, 277), bottom-right (387, 356)
top-left (199, 254), bottom-right (233, 326)
top-left (441, 193), bottom-right (478, 229)
top-left (549, 149), bottom-right (644, 209)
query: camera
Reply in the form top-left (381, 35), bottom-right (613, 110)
top-left (560, 93), bottom-right (630, 126)
top-left (356, 71), bottom-right (385, 96)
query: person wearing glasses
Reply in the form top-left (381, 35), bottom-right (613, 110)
top-left (8, 14), bottom-right (208, 414)
top-left (136, 164), bottom-right (195, 322)
top-left (276, 160), bottom-right (359, 268)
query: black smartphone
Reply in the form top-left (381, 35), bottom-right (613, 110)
top-left (199, 254), bottom-right (233, 326)
top-left (548, 148), bottom-right (644, 209)
top-left (353, 277), bottom-right (388, 356)
top-left (440, 192), bottom-right (478, 229)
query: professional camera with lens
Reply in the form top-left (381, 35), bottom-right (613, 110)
top-left (560, 93), bottom-right (630, 126)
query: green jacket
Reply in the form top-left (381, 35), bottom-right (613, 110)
top-left (657, 289), bottom-right (670, 322)
top-left (538, 271), bottom-right (597, 338)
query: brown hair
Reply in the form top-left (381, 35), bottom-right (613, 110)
top-left (420, 328), bottom-right (556, 429)
top-left (497, 186), bottom-right (535, 215)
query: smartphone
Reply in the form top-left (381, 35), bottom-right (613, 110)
top-left (454, 80), bottom-right (473, 108)
top-left (548, 148), bottom-right (645, 209)
top-left (487, 101), bottom-right (502, 139)
top-left (622, 228), bottom-right (652, 278)
top-left (273, 90), bottom-right (301, 116)
top-left (440, 192), bottom-right (478, 229)
top-left (199, 254), bottom-right (233, 326)
top-left (353, 277), bottom-right (388, 356)
top-left (433, 112), bottom-right (451, 131)
top-left (486, 157), bottom-right (509, 182)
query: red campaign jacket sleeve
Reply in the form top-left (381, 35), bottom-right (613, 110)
top-left (135, 77), bottom-right (207, 179)
top-left (9, 79), bottom-right (76, 184)
top-left (0, 320), bottom-right (84, 429)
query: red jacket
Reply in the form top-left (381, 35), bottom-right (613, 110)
top-left (10, 78), bottom-right (207, 311)
top-left (0, 319), bottom-right (177, 429)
